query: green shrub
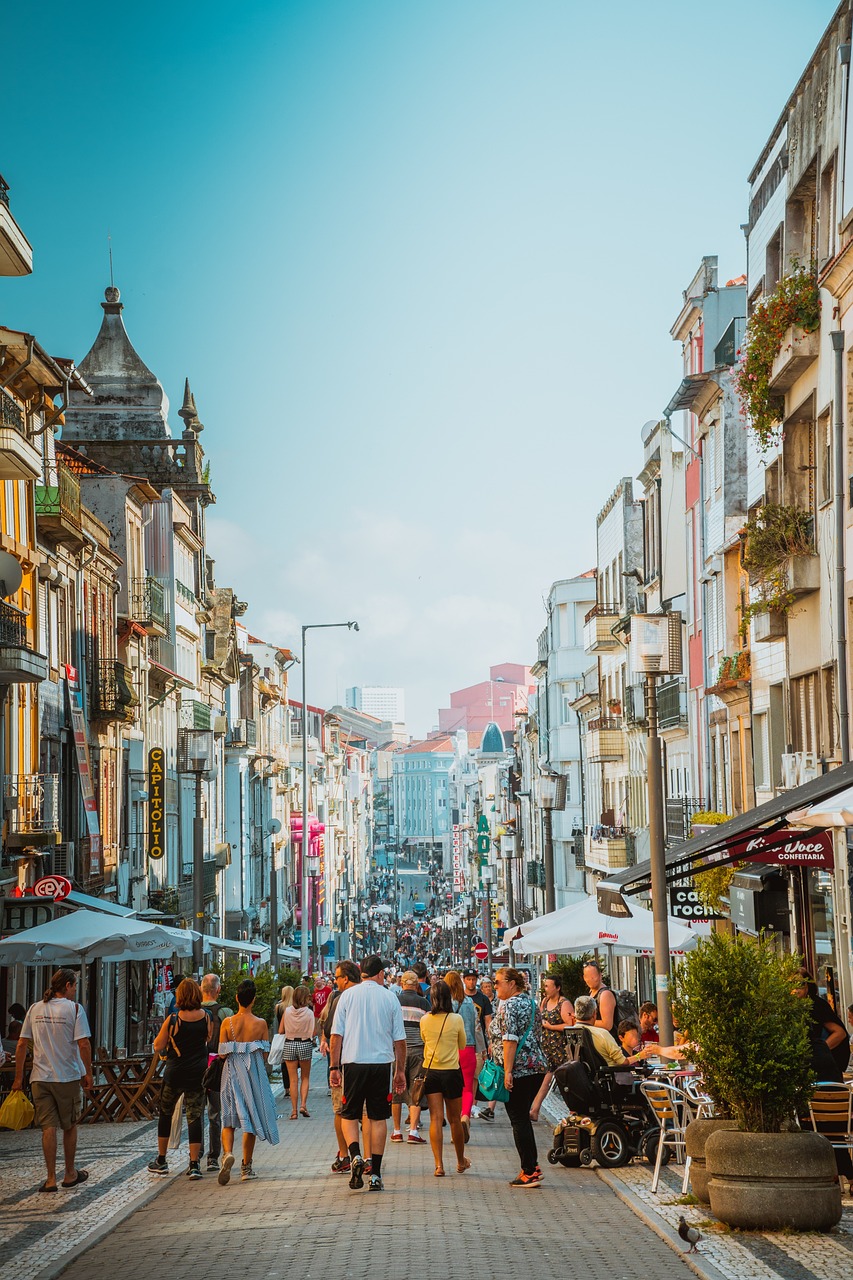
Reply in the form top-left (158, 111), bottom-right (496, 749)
top-left (211, 961), bottom-right (303, 1026)
top-left (546, 954), bottom-right (595, 1002)
top-left (673, 932), bottom-right (812, 1132)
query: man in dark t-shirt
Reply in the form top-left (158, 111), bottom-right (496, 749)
top-left (463, 970), bottom-right (492, 1036)
top-left (391, 972), bottom-right (429, 1144)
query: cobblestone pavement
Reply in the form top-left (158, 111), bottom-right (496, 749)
top-left (2, 1076), bottom-right (689, 1280)
top-left (3, 1074), bottom-right (850, 1280)
top-left (538, 1091), bottom-right (853, 1280)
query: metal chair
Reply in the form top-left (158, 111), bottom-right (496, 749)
top-left (639, 1079), bottom-right (691, 1194)
top-left (806, 1080), bottom-right (853, 1166)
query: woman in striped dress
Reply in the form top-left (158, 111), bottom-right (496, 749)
top-left (217, 979), bottom-right (279, 1185)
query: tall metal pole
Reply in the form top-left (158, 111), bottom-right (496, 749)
top-left (269, 820), bottom-right (279, 975)
top-left (300, 626), bottom-right (309, 978)
top-left (646, 674), bottom-right (673, 1046)
top-left (193, 772), bottom-right (204, 975)
top-left (542, 807), bottom-right (556, 914)
top-left (832, 330), bottom-right (850, 765)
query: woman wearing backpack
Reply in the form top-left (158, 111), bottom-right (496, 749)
top-left (148, 978), bottom-right (211, 1181)
top-left (488, 967), bottom-right (548, 1188)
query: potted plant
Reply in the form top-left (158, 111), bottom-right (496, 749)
top-left (673, 932), bottom-right (841, 1231)
top-left (740, 503), bottom-right (815, 628)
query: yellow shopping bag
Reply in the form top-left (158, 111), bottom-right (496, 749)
top-left (0, 1089), bottom-right (35, 1130)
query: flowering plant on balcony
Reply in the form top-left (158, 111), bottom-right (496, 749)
top-left (733, 262), bottom-right (820, 452)
top-left (715, 650), bottom-right (750, 684)
top-left (740, 503), bottom-right (814, 630)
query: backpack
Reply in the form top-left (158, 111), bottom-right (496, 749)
top-left (610, 989), bottom-right (639, 1031)
top-left (203, 1002), bottom-right (222, 1055)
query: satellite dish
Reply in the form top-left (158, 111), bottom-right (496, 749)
top-left (266, 818), bottom-right (282, 835)
top-left (0, 551), bottom-right (23, 599)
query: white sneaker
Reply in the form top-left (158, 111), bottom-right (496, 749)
top-left (470, 1106), bottom-right (480, 1118)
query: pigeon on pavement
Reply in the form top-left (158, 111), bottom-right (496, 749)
top-left (677, 1216), bottom-right (703, 1253)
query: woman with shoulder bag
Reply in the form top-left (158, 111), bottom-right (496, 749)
top-left (148, 978), bottom-right (211, 1181)
top-left (280, 985), bottom-right (315, 1118)
top-left (418, 979), bottom-right (469, 1177)
top-left (488, 966), bottom-right (548, 1188)
top-left (445, 970), bottom-right (478, 1143)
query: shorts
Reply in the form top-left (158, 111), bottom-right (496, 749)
top-left (422, 1067), bottom-right (464, 1100)
top-left (31, 1081), bottom-right (82, 1131)
top-left (340, 1062), bottom-right (393, 1121)
top-left (393, 1048), bottom-right (424, 1104)
top-left (281, 1039), bottom-right (314, 1062)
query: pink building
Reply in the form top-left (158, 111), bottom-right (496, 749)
top-left (438, 663), bottom-right (533, 734)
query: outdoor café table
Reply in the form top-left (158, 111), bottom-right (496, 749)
top-left (81, 1054), bottom-right (163, 1123)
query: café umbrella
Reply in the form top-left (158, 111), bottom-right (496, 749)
top-left (0, 908), bottom-right (194, 966)
top-left (506, 895), bottom-right (697, 957)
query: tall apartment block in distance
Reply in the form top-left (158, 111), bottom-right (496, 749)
top-left (346, 684), bottom-right (406, 724)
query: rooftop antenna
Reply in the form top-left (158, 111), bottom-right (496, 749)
top-left (108, 232), bottom-right (114, 288)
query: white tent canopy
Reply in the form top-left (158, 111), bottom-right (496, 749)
top-left (0, 908), bottom-right (194, 966)
top-left (787, 785), bottom-right (853, 828)
top-left (506, 895), bottom-right (697, 957)
top-left (202, 934), bottom-right (272, 961)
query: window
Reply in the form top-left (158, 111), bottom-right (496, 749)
top-left (790, 672), bottom-right (820, 755)
top-left (818, 410), bottom-right (832, 506)
top-left (819, 157), bottom-right (837, 267)
top-left (765, 224), bottom-right (783, 294)
top-left (822, 665), bottom-right (838, 757)
top-left (753, 712), bottom-right (769, 789)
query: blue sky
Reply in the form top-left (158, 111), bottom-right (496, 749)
top-left (2, 0), bottom-right (836, 733)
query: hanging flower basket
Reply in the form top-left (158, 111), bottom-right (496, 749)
top-left (733, 264), bottom-right (820, 452)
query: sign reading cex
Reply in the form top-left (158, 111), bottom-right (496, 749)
top-left (148, 747), bottom-right (165, 860)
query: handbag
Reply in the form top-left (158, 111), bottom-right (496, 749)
top-left (202, 1054), bottom-right (224, 1090)
top-left (478, 996), bottom-right (535, 1102)
top-left (0, 1088), bottom-right (35, 1131)
top-left (410, 1013), bottom-right (450, 1107)
top-left (268, 1034), bottom-right (287, 1069)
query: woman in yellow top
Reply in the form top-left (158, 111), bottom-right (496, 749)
top-left (419, 979), bottom-right (469, 1176)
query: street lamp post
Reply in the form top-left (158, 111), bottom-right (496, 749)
top-left (300, 620), bottom-right (358, 978)
top-left (538, 772), bottom-right (567, 916)
top-left (179, 727), bottom-right (215, 975)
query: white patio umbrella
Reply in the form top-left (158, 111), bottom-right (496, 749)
top-left (0, 908), bottom-right (194, 966)
top-left (202, 934), bottom-right (272, 961)
top-left (787, 784), bottom-right (853, 828)
top-left (509, 895), bottom-right (696, 957)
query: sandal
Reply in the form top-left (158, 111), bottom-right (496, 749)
top-left (456, 1159), bottom-right (471, 1173)
top-left (289, 1112), bottom-right (298, 1120)
top-left (300, 1108), bottom-right (310, 1118)
top-left (434, 1167), bottom-right (445, 1177)
top-left (38, 1183), bottom-right (58, 1193)
top-left (60, 1170), bottom-right (88, 1188)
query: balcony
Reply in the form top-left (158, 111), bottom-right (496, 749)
top-left (0, 388), bottom-right (40, 481)
top-left (0, 601), bottom-right (48, 685)
top-left (93, 660), bottom-right (138, 722)
top-left (4, 774), bottom-right (60, 847)
top-left (587, 828), bottom-right (635, 872)
top-left (585, 717), bottom-right (625, 763)
top-left (768, 325), bottom-right (820, 393)
top-left (531, 625), bottom-right (549, 677)
top-left (0, 173), bottom-right (33, 274)
top-left (226, 717), bottom-right (257, 748)
top-left (706, 651), bottom-right (751, 704)
top-left (35, 465), bottom-right (85, 550)
top-left (180, 698), bottom-right (213, 731)
top-left (753, 609), bottom-right (787, 643)
top-left (657, 677), bottom-right (688, 730)
top-left (129, 576), bottom-right (167, 633)
top-left (624, 681), bottom-right (647, 727)
top-left (783, 553), bottom-right (820, 597)
top-left (665, 796), bottom-right (706, 843)
top-left (583, 604), bottom-right (622, 654)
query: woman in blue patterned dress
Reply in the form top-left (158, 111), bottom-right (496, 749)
top-left (489, 967), bottom-right (548, 1188)
top-left (217, 979), bottom-right (279, 1185)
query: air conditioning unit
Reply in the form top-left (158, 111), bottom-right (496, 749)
top-left (781, 751), bottom-right (820, 790)
top-left (215, 842), bottom-right (231, 868)
top-left (213, 715), bottom-right (228, 736)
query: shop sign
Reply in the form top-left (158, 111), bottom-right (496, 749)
top-left (724, 827), bottom-right (834, 870)
top-left (148, 747), bottom-right (165, 860)
top-left (33, 875), bottom-right (72, 901)
top-left (669, 881), bottom-right (721, 921)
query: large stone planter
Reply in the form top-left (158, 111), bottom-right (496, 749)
top-left (684, 1118), bottom-right (738, 1204)
top-left (706, 1129), bottom-right (841, 1231)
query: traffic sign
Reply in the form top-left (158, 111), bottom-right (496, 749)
top-left (473, 941), bottom-right (489, 960)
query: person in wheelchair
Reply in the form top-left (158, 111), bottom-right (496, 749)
top-left (572, 997), bottom-right (650, 1068)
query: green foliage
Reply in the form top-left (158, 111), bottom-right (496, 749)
top-left (693, 862), bottom-right (741, 912)
top-left (740, 504), bottom-right (814, 626)
top-left (210, 961), bottom-right (303, 1026)
top-left (546, 954), bottom-right (594, 1001)
top-left (673, 932), bottom-right (813, 1132)
top-left (733, 263), bottom-right (820, 451)
top-left (715, 651), bottom-right (750, 685)
top-left (690, 812), bottom-right (731, 827)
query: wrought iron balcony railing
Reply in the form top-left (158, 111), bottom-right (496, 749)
top-left (0, 600), bottom-right (28, 648)
top-left (5, 774), bottom-right (60, 835)
top-left (94, 660), bottom-right (139, 721)
top-left (0, 387), bottom-right (24, 434)
top-left (129, 576), bottom-right (167, 629)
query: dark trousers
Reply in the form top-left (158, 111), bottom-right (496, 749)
top-left (205, 1089), bottom-right (221, 1159)
top-left (504, 1072), bottom-right (544, 1175)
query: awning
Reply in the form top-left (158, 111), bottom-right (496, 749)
top-left (66, 891), bottom-right (136, 917)
top-left (596, 760), bottom-right (853, 915)
top-left (202, 934), bottom-right (271, 961)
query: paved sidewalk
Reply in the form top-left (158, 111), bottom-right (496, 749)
top-left (3, 1083), bottom-right (691, 1280)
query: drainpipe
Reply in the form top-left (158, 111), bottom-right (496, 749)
top-left (831, 330), bottom-right (850, 765)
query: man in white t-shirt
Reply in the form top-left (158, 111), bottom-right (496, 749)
top-left (329, 955), bottom-right (406, 1193)
top-left (13, 967), bottom-right (92, 1193)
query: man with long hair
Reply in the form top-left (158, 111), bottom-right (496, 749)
top-left (12, 968), bottom-right (92, 1192)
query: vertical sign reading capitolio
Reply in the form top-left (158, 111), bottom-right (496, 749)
top-left (148, 748), bottom-right (165, 860)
